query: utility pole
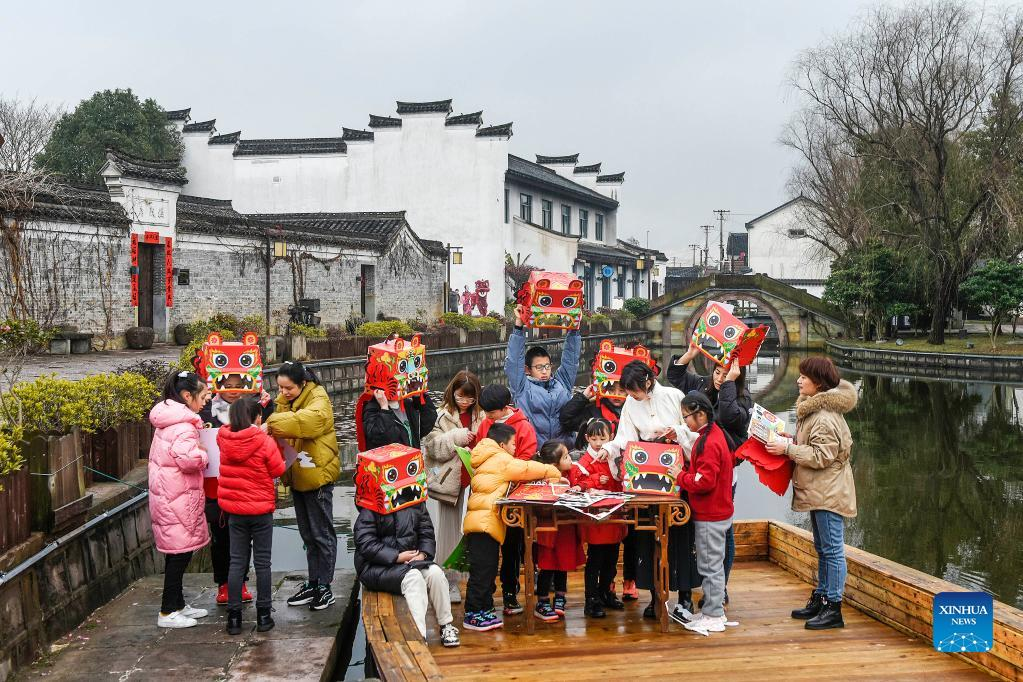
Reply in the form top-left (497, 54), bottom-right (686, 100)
top-left (688, 243), bottom-right (700, 266)
top-left (713, 209), bottom-right (730, 271)
top-left (700, 225), bottom-right (714, 270)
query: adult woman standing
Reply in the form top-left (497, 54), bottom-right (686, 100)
top-left (766, 356), bottom-right (857, 630)
top-left (598, 360), bottom-right (700, 619)
top-left (420, 370), bottom-right (484, 603)
top-left (266, 361), bottom-right (340, 612)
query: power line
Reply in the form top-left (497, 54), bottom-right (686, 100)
top-left (714, 209), bottom-right (730, 270)
top-left (700, 225), bottom-right (713, 269)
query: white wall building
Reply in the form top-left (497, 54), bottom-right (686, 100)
top-left (745, 196), bottom-right (831, 298)
top-left (172, 99), bottom-right (657, 311)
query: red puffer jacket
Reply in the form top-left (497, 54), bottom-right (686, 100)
top-left (216, 425), bottom-right (286, 516)
top-left (570, 448), bottom-right (628, 545)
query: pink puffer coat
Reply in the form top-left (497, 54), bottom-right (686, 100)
top-left (148, 400), bottom-right (210, 554)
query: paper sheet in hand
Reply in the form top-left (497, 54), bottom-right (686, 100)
top-left (747, 403), bottom-right (786, 444)
top-left (277, 438), bottom-right (315, 468)
top-left (200, 428), bottom-right (220, 478)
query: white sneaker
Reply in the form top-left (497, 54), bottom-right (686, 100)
top-left (684, 613), bottom-right (727, 634)
top-left (179, 605), bottom-right (208, 619)
top-left (158, 611), bottom-right (198, 629)
top-left (440, 623), bottom-right (461, 648)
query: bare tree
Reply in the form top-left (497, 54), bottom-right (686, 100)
top-left (784, 2), bottom-right (1023, 344)
top-left (0, 96), bottom-right (63, 172)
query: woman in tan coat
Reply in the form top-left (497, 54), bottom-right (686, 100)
top-left (421, 371), bottom-right (484, 602)
top-left (767, 356), bottom-right (857, 631)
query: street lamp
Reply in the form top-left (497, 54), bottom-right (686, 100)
top-left (446, 244), bottom-right (463, 312)
top-left (265, 227), bottom-right (286, 353)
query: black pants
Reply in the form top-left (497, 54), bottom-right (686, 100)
top-left (293, 484), bottom-right (337, 585)
top-left (585, 543), bottom-right (619, 599)
top-left (228, 513), bottom-right (274, 610)
top-left (499, 526), bottom-right (523, 596)
top-left (622, 528), bottom-right (638, 581)
top-left (536, 570), bottom-right (567, 597)
top-left (161, 551), bottom-right (194, 614)
top-left (205, 499), bottom-right (231, 586)
top-left (465, 532), bottom-right (501, 613)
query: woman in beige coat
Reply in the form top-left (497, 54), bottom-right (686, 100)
top-left (420, 371), bottom-right (483, 602)
top-left (767, 356), bottom-right (857, 631)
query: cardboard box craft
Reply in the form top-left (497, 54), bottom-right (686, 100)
top-left (516, 271), bottom-right (584, 330)
top-left (621, 441), bottom-right (682, 496)
top-left (365, 334), bottom-right (429, 403)
top-left (592, 339), bottom-right (656, 399)
top-left (690, 301), bottom-right (768, 368)
top-left (193, 332), bottom-right (263, 394)
top-left (355, 444), bottom-right (428, 514)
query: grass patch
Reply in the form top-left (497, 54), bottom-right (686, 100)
top-left (833, 334), bottom-right (1023, 355)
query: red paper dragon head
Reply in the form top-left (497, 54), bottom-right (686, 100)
top-left (621, 441), bottom-right (682, 496)
top-left (354, 444), bottom-right (428, 514)
top-left (592, 339), bottom-right (658, 400)
top-left (516, 271), bottom-right (584, 330)
top-left (192, 332), bottom-right (262, 394)
top-left (691, 301), bottom-right (768, 367)
top-left (364, 334), bottom-right (428, 403)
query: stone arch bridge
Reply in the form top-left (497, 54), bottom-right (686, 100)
top-left (640, 274), bottom-right (845, 350)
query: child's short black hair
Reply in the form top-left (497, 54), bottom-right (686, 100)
top-left (479, 384), bottom-right (512, 411)
top-left (584, 418), bottom-right (612, 438)
top-left (487, 422), bottom-right (516, 446)
top-left (535, 439), bottom-right (567, 465)
top-left (525, 346), bottom-right (551, 369)
top-left (228, 396), bottom-right (262, 431)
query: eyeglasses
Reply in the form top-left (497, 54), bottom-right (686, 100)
top-left (531, 363), bottom-right (552, 371)
top-left (681, 410), bottom-right (696, 420)
top-left (454, 395), bottom-right (476, 403)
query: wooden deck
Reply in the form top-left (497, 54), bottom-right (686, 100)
top-left (363, 521), bottom-right (1023, 681)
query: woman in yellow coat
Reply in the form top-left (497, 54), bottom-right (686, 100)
top-left (461, 423), bottom-right (562, 630)
top-left (265, 362), bottom-right (340, 611)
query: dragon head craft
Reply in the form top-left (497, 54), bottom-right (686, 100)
top-left (192, 332), bottom-right (262, 394)
top-left (592, 339), bottom-right (657, 400)
top-left (364, 334), bottom-right (429, 403)
top-left (516, 271), bottom-right (584, 330)
top-left (621, 441), bottom-right (682, 496)
top-left (691, 301), bottom-right (768, 367)
top-left (355, 444), bottom-right (428, 514)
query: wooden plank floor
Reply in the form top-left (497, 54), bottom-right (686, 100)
top-left (423, 561), bottom-right (995, 681)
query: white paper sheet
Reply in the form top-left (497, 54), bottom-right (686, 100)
top-left (200, 428), bottom-right (220, 478)
top-left (277, 438), bottom-right (315, 468)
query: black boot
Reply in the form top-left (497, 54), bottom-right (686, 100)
top-left (601, 590), bottom-right (625, 610)
top-left (791, 591), bottom-right (824, 620)
top-left (805, 599), bottom-right (844, 630)
top-left (642, 602), bottom-right (656, 620)
top-left (584, 597), bottom-right (606, 618)
top-left (256, 606), bottom-right (275, 632)
top-left (226, 609), bottom-right (243, 635)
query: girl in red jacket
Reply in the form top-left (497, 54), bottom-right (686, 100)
top-left (217, 397), bottom-right (287, 636)
top-left (533, 440), bottom-right (584, 622)
top-left (571, 419), bottom-right (629, 618)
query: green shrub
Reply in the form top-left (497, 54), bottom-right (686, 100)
top-left (288, 322), bottom-right (326, 338)
top-left (2, 375), bottom-right (95, 435)
top-left (623, 298), bottom-right (650, 317)
top-left (356, 320), bottom-right (414, 337)
top-left (0, 424), bottom-right (26, 483)
top-left (79, 373), bottom-right (157, 431)
top-left (0, 318), bottom-right (54, 355)
top-left (239, 314), bottom-right (267, 335)
top-left (116, 359), bottom-right (174, 392)
top-left (440, 313), bottom-right (476, 330)
top-left (473, 316), bottom-right (502, 332)
top-left (585, 312), bottom-right (610, 324)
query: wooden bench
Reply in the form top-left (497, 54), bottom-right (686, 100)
top-left (363, 588), bottom-right (443, 682)
top-left (49, 331), bottom-right (94, 355)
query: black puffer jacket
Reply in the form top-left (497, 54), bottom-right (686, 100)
top-left (559, 392), bottom-right (623, 450)
top-left (667, 356), bottom-right (753, 446)
top-left (361, 395), bottom-right (438, 450)
top-left (354, 504), bottom-right (437, 593)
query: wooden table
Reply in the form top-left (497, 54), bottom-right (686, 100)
top-left (498, 495), bottom-right (691, 634)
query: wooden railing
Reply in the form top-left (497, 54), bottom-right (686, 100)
top-left (0, 467), bottom-right (31, 555)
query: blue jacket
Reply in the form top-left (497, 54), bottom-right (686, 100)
top-left (505, 328), bottom-right (582, 448)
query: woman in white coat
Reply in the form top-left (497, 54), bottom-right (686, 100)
top-left (420, 370), bottom-right (484, 602)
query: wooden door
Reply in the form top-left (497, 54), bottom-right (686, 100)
top-left (138, 244), bottom-right (155, 328)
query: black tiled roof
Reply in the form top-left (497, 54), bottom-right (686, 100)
top-left (536, 154), bottom-right (578, 165)
top-left (446, 112), bottom-right (483, 126)
top-left (243, 211), bottom-right (407, 239)
top-left (12, 181), bottom-right (130, 228)
top-left (165, 108), bottom-right (191, 122)
top-left (617, 239), bottom-right (667, 261)
top-left (596, 172), bottom-right (625, 183)
top-left (369, 114), bottom-right (402, 128)
top-left (209, 131), bottom-right (241, 145)
top-left (396, 100), bottom-right (453, 114)
top-left (476, 122), bottom-right (513, 138)
top-left (574, 163), bottom-right (601, 174)
top-left (666, 266), bottom-right (701, 279)
top-left (104, 150), bottom-right (187, 186)
top-left (234, 138), bottom-right (347, 156)
top-left (182, 119), bottom-right (216, 133)
top-left (577, 241), bottom-right (638, 266)
top-left (419, 239), bottom-right (449, 258)
top-left (342, 127), bottom-right (375, 142)
top-left (727, 232), bottom-right (748, 257)
top-left (506, 155), bottom-right (617, 210)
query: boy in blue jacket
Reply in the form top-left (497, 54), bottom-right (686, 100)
top-left (505, 304), bottom-right (582, 448)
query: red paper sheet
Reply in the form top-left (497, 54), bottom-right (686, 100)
top-left (735, 438), bottom-right (794, 496)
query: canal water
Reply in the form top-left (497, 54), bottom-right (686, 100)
top-left (268, 350), bottom-right (1023, 678)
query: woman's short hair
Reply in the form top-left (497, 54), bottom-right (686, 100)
top-left (619, 360), bottom-right (657, 392)
top-left (798, 356), bottom-right (841, 392)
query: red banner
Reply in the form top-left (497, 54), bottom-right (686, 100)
top-left (144, 230), bottom-right (160, 244)
top-left (164, 237), bottom-right (174, 307)
top-left (130, 233), bottom-right (139, 307)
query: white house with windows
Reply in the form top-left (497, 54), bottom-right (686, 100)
top-left (745, 196), bottom-right (831, 298)
top-left (172, 99), bottom-right (661, 312)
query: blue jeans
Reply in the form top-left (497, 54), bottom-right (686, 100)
top-left (810, 510), bottom-right (847, 601)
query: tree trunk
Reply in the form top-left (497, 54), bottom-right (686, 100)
top-left (927, 288), bottom-right (951, 345)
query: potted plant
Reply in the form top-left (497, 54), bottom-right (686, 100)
top-left (125, 326), bottom-right (155, 350)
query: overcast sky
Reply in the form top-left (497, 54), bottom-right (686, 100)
top-left (3, 1), bottom-right (924, 262)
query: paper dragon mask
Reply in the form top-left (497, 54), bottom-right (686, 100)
top-left (516, 271), bottom-right (584, 330)
top-left (621, 441), bottom-right (682, 496)
top-left (691, 301), bottom-right (768, 367)
top-left (192, 332), bottom-right (262, 394)
top-left (592, 339), bottom-right (657, 400)
top-left (365, 334), bottom-right (429, 403)
top-left (355, 444), bottom-right (428, 514)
